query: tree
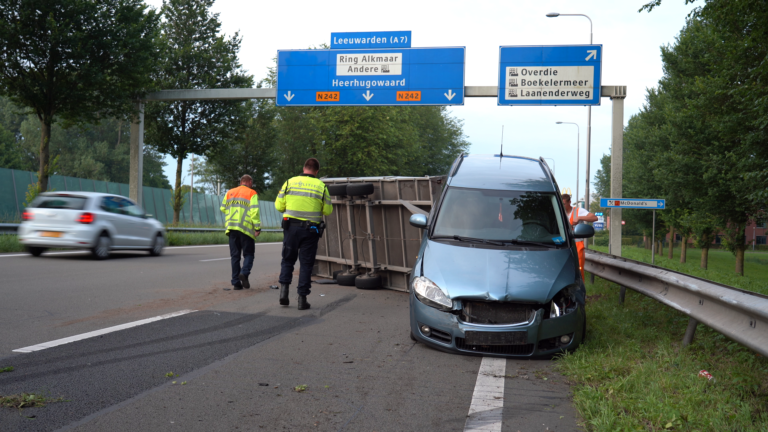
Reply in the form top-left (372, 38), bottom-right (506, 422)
top-left (144, 0), bottom-right (253, 224)
top-left (0, 0), bottom-right (160, 193)
top-left (205, 97), bottom-right (277, 196)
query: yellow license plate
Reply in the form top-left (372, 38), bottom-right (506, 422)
top-left (40, 231), bottom-right (62, 238)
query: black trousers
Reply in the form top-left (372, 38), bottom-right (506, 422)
top-left (229, 230), bottom-right (255, 286)
top-left (278, 224), bottom-right (320, 296)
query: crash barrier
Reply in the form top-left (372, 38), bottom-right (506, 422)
top-left (0, 224), bottom-right (281, 234)
top-left (0, 167), bottom-right (282, 227)
top-left (314, 176), bottom-right (443, 291)
top-left (585, 249), bottom-right (768, 356)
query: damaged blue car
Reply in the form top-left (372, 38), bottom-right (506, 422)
top-left (408, 154), bottom-right (594, 357)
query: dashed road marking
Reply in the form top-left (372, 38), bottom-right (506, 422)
top-left (464, 357), bottom-right (506, 432)
top-left (12, 310), bottom-right (197, 353)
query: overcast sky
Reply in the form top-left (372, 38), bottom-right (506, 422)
top-left (147, 0), bottom-right (697, 200)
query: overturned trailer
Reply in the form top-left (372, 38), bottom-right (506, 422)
top-left (313, 176), bottom-right (443, 291)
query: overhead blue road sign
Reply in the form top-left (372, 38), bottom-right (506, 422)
top-left (276, 47), bottom-right (465, 106)
top-left (331, 31), bottom-right (411, 49)
top-left (600, 198), bottom-right (666, 209)
top-left (498, 45), bottom-right (602, 106)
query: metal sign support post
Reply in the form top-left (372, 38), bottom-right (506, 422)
top-left (652, 209), bottom-right (656, 265)
top-left (129, 101), bottom-right (144, 204)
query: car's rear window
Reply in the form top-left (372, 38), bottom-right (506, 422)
top-left (30, 195), bottom-right (88, 210)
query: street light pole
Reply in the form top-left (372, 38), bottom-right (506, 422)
top-left (556, 122), bottom-right (579, 207)
top-left (548, 12), bottom-right (593, 217)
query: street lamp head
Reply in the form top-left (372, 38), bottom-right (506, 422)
top-left (546, 12), bottom-right (560, 17)
top-left (556, 121), bottom-right (563, 124)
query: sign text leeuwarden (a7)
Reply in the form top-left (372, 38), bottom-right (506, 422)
top-left (498, 45), bottom-right (602, 106)
top-left (600, 198), bottom-right (666, 210)
top-left (277, 33), bottom-right (464, 107)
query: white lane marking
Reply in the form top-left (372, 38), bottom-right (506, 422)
top-left (12, 310), bottom-right (196, 353)
top-left (199, 257), bottom-right (230, 262)
top-left (464, 357), bottom-right (506, 432)
top-left (0, 242), bottom-right (282, 258)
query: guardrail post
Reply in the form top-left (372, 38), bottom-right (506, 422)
top-left (589, 272), bottom-right (595, 284)
top-left (618, 286), bottom-right (626, 304)
top-left (682, 317), bottom-right (698, 346)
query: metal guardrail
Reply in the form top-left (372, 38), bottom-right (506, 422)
top-left (0, 224), bottom-right (281, 234)
top-left (585, 249), bottom-right (768, 356)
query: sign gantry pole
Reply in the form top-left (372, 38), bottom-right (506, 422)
top-left (652, 209), bottom-right (656, 265)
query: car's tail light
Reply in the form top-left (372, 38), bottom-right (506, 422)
top-left (22, 210), bottom-right (33, 221)
top-left (77, 212), bottom-right (95, 224)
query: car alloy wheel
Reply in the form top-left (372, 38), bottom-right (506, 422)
top-left (93, 235), bottom-right (111, 260)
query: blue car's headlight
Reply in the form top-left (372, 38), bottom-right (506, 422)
top-left (413, 276), bottom-right (452, 311)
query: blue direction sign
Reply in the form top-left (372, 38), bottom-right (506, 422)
top-left (600, 198), bottom-right (666, 209)
top-left (498, 45), bottom-right (602, 106)
top-left (331, 31), bottom-right (411, 49)
top-left (593, 222), bottom-right (605, 231)
top-left (276, 47), bottom-right (465, 106)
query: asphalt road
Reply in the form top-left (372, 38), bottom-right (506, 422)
top-left (0, 245), bottom-right (582, 431)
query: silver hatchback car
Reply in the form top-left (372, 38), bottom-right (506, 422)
top-left (18, 192), bottom-right (166, 259)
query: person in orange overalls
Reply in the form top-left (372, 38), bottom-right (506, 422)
top-left (562, 193), bottom-right (598, 280)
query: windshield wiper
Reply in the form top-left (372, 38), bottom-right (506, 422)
top-left (500, 239), bottom-right (558, 248)
top-left (432, 235), bottom-right (505, 246)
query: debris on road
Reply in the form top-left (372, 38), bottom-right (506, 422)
top-left (698, 370), bottom-right (714, 381)
top-left (258, 383), bottom-right (269, 386)
top-left (294, 385), bottom-right (308, 392)
top-left (269, 285), bottom-right (279, 289)
top-left (0, 393), bottom-right (65, 409)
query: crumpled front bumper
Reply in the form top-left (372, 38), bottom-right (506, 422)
top-left (409, 291), bottom-right (585, 357)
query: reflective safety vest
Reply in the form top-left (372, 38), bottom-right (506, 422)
top-left (220, 185), bottom-right (261, 240)
top-left (275, 174), bottom-right (333, 223)
top-left (570, 209), bottom-right (586, 280)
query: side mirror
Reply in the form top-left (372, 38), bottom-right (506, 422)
top-left (409, 214), bottom-right (428, 229)
top-left (573, 223), bottom-right (595, 239)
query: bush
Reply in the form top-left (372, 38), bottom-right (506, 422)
top-left (594, 236), bottom-right (609, 247)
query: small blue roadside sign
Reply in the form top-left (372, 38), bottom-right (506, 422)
top-left (593, 222), bottom-right (605, 231)
top-left (600, 198), bottom-right (666, 209)
top-left (331, 31), bottom-right (411, 49)
top-left (498, 45), bottom-right (602, 106)
top-left (277, 46), bottom-right (465, 106)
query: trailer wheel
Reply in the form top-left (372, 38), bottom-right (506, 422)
top-left (346, 183), bottom-right (374, 197)
top-left (337, 272), bottom-right (358, 286)
top-left (327, 184), bottom-right (348, 196)
top-left (355, 274), bottom-right (382, 290)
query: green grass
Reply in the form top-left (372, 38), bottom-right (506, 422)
top-left (0, 231), bottom-right (283, 253)
top-left (590, 245), bottom-right (768, 296)
top-left (556, 276), bottom-right (768, 431)
top-left (165, 231), bottom-right (282, 246)
top-left (0, 235), bottom-right (24, 253)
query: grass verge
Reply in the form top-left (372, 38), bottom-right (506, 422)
top-left (0, 235), bottom-right (24, 253)
top-left (0, 231), bottom-right (283, 253)
top-left (0, 393), bottom-right (65, 409)
top-left (166, 231), bottom-right (282, 246)
top-left (556, 276), bottom-right (768, 431)
top-left (591, 245), bottom-right (768, 296)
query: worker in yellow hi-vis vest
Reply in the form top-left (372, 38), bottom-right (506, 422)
top-left (561, 191), bottom-right (597, 280)
top-left (275, 158), bottom-right (333, 310)
top-left (220, 175), bottom-right (261, 290)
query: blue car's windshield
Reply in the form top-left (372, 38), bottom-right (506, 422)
top-left (433, 188), bottom-right (566, 245)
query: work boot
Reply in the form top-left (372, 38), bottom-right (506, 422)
top-left (233, 284), bottom-right (243, 291)
top-left (298, 295), bottom-right (310, 310)
top-left (238, 273), bottom-right (250, 289)
top-left (279, 283), bottom-right (290, 306)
